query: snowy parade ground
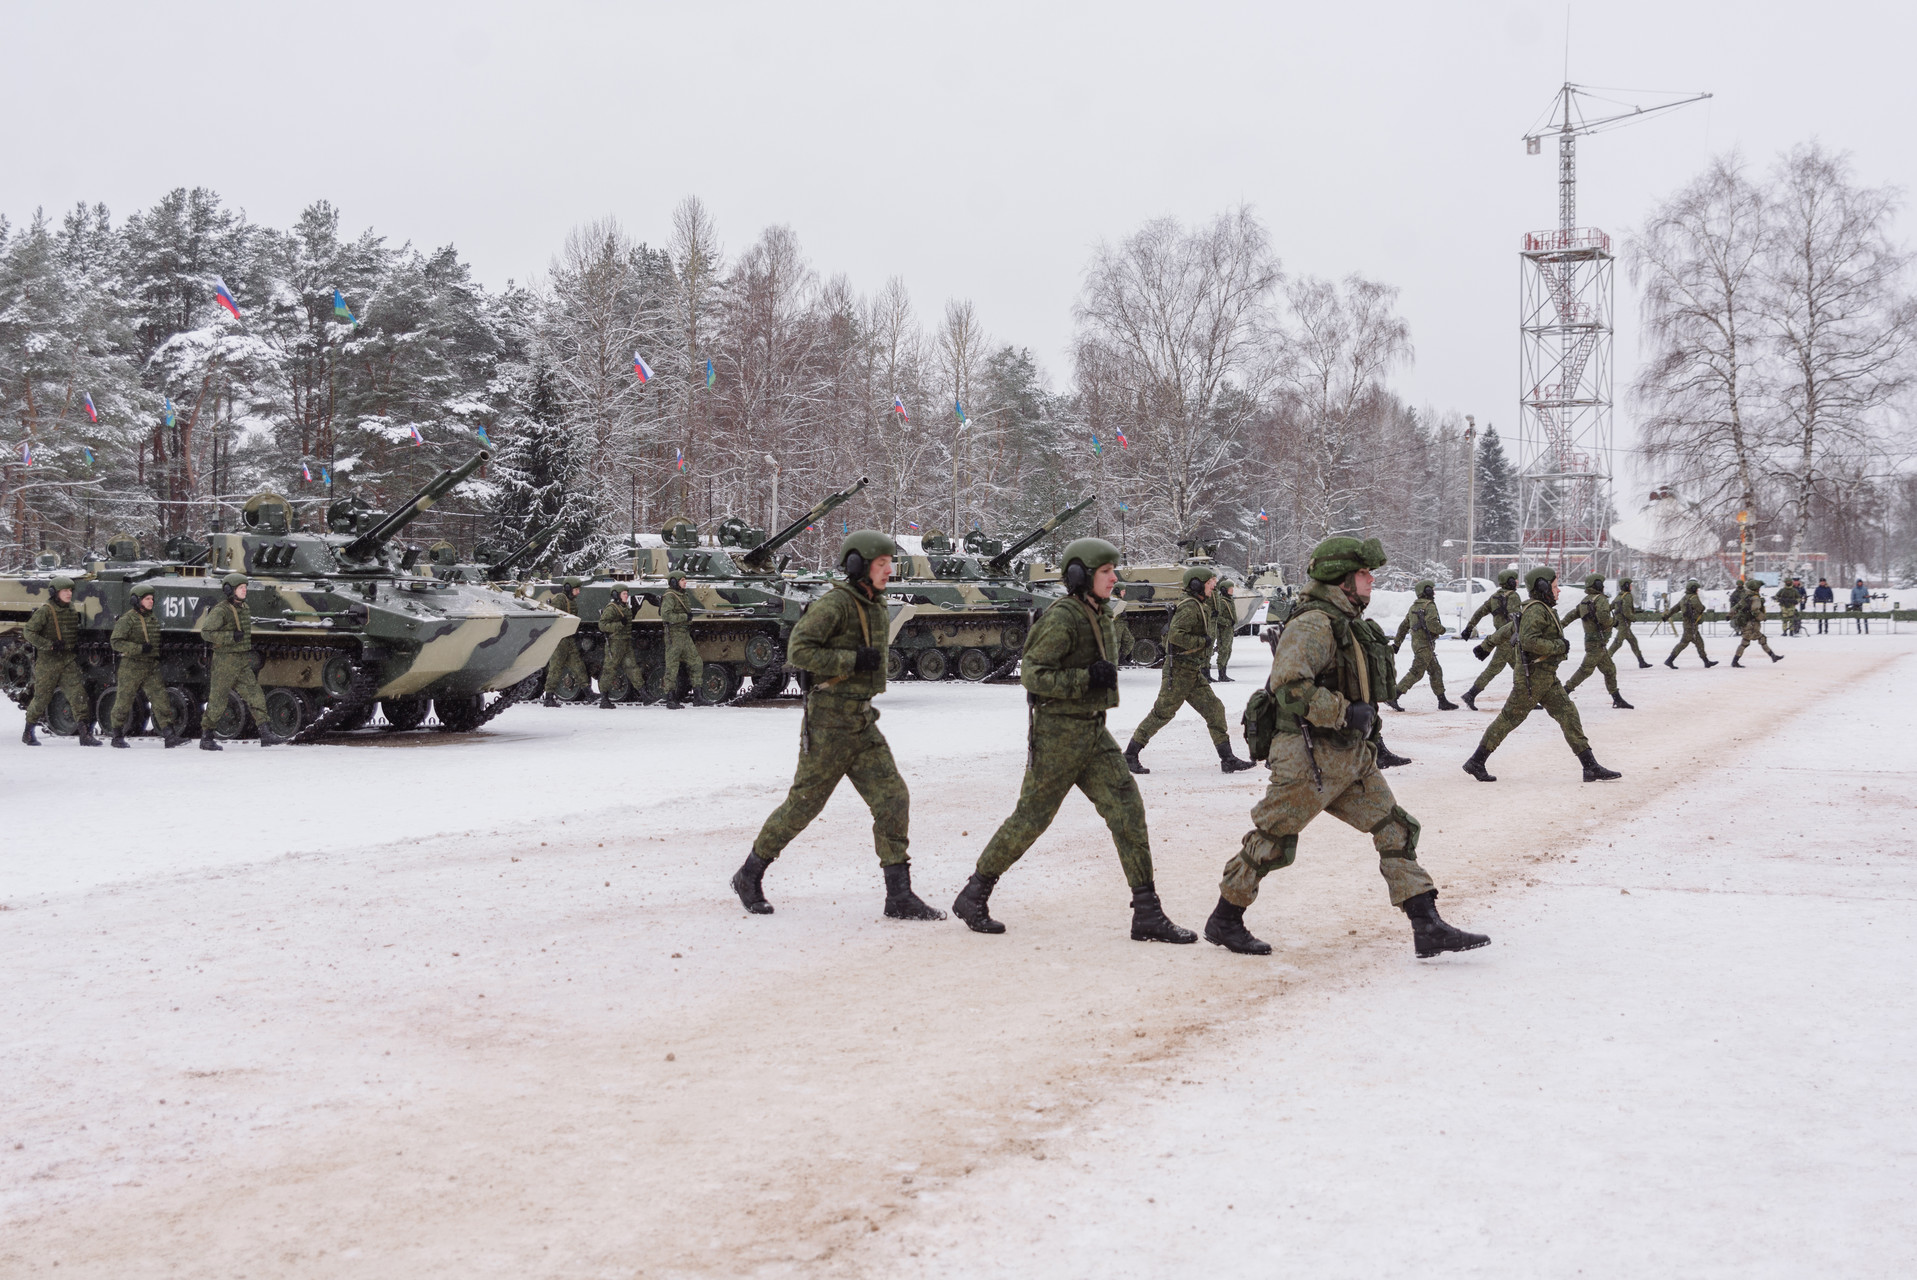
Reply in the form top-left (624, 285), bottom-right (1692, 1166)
top-left (3, 633), bottom-right (1914, 1278)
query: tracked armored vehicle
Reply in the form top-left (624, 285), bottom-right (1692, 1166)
top-left (0, 451), bottom-right (578, 740)
top-left (1025, 534), bottom-right (1262, 666)
top-left (523, 479), bottom-right (867, 705)
top-left (423, 521), bottom-right (563, 587)
top-left (883, 497), bottom-right (1095, 682)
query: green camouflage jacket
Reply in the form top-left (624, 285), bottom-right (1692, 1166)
top-left (1611, 588), bottom-right (1639, 625)
top-left (1487, 598), bottom-right (1571, 666)
top-left (1663, 593), bottom-right (1707, 628)
top-left (202, 599), bottom-right (254, 656)
top-left (1394, 597), bottom-right (1445, 647)
top-left (1021, 594), bottom-right (1121, 717)
top-left (1464, 587), bottom-right (1520, 638)
top-left (661, 588), bottom-right (693, 630)
top-left (790, 581), bottom-right (888, 701)
top-left (111, 606), bottom-right (162, 659)
top-left (1165, 595), bottom-right (1215, 667)
top-left (1561, 590), bottom-right (1614, 646)
top-left (599, 599), bottom-right (634, 639)
top-left (24, 599), bottom-right (82, 652)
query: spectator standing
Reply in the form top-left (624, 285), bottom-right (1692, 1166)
top-left (1813, 578), bottom-right (1835, 633)
top-left (1850, 579), bottom-right (1872, 634)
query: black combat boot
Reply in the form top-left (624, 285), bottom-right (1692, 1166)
top-left (882, 862), bottom-right (946, 921)
top-left (199, 727), bottom-right (223, 752)
top-left (1770, 652), bottom-right (1784, 663)
top-left (21, 720), bottom-right (41, 746)
top-left (1203, 897), bottom-right (1272, 955)
top-left (1130, 881), bottom-right (1197, 943)
top-left (1731, 655), bottom-right (1743, 668)
top-left (1611, 693), bottom-right (1634, 709)
top-left (258, 723), bottom-right (288, 747)
top-left (541, 691), bottom-right (559, 707)
top-left (598, 689), bottom-right (616, 709)
top-left (1401, 890), bottom-right (1491, 958)
top-left (952, 872), bottom-right (1005, 934)
top-left (1375, 739), bottom-right (1412, 768)
top-left (77, 724), bottom-right (102, 747)
top-left (1216, 740), bottom-right (1256, 773)
top-left (1385, 696), bottom-right (1406, 712)
top-left (1578, 747), bottom-right (1621, 781)
top-left (1663, 656), bottom-right (1677, 669)
top-left (1703, 658), bottom-right (1718, 668)
top-left (1637, 658), bottom-right (1653, 669)
top-left (1216, 667), bottom-right (1233, 683)
top-left (1462, 746), bottom-right (1496, 782)
top-left (1436, 695), bottom-right (1459, 710)
top-left (731, 852), bottom-right (773, 914)
top-left (1124, 741), bottom-right (1149, 774)
top-left (161, 723), bottom-right (185, 749)
top-left (111, 729), bottom-right (130, 748)
top-left (1460, 687), bottom-right (1479, 710)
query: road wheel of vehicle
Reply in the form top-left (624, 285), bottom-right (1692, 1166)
top-left (750, 668), bottom-right (789, 698)
top-left (1131, 637), bottom-right (1162, 667)
top-left (885, 647), bottom-right (907, 680)
top-left (698, 664), bottom-right (737, 705)
top-left (958, 648), bottom-right (993, 681)
top-left (999, 622), bottom-right (1026, 650)
top-left (636, 664), bottom-right (664, 705)
top-left (744, 632), bottom-right (779, 670)
top-left (97, 685), bottom-right (132, 734)
top-left (46, 689), bottom-right (87, 736)
top-left (163, 685), bottom-right (198, 736)
top-left (320, 654), bottom-right (356, 696)
top-left (0, 638), bottom-right (34, 702)
top-left (211, 693), bottom-right (250, 739)
top-left (915, 648), bottom-right (949, 681)
top-left (555, 667), bottom-right (592, 701)
top-left (434, 692), bottom-right (485, 732)
top-left (265, 688), bottom-right (309, 738)
top-left (380, 694), bottom-right (429, 730)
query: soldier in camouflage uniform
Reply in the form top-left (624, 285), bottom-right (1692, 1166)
top-left (661, 573), bottom-right (704, 709)
top-left (1123, 566), bottom-right (1255, 775)
top-left (1204, 536), bottom-right (1489, 960)
top-left (731, 531), bottom-right (943, 922)
top-left (1462, 567), bottom-right (1620, 783)
top-left (1774, 577), bottom-right (1803, 637)
top-left (1661, 580), bottom-right (1717, 668)
top-left (952, 538), bottom-right (1196, 943)
top-left (200, 573), bottom-right (284, 750)
top-left (20, 575), bottom-right (101, 746)
top-left (108, 584), bottom-right (184, 748)
top-left (541, 578), bottom-right (591, 706)
top-left (1459, 568), bottom-right (1523, 710)
top-left (1606, 575), bottom-right (1652, 668)
top-left (1731, 582), bottom-right (1783, 667)
top-left (1562, 573), bottom-right (1632, 708)
top-left (1389, 579), bottom-right (1456, 710)
top-left (1211, 578), bottom-right (1238, 682)
top-left (596, 586), bottom-right (644, 708)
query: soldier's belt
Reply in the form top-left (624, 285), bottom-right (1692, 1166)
top-left (1275, 720), bottom-right (1362, 748)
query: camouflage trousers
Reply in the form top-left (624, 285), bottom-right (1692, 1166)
top-left (976, 711), bottom-right (1152, 889)
top-left (206, 652), bottom-right (269, 731)
top-left (1608, 624), bottom-right (1646, 665)
top-left (1465, 643), bottom-right (1514, 697)
top-left (23, 650), bottom-right (87, 725)
top-left (1668, 626), bottom-right (1710, 665)
top-left (1780, 606), bottom-right (1801, 636)
top-left (664, 630), bottom-right (703, 698)
top-left (110, 658), bottom-right (175, 730)
top-left (1214, 626), bottom-right (1235, 675)
top-left (1478, 659), bottom-right (1588, 756)
top-left (753, 695), bottom-right (909, 867)
top-left (1219, 733), bottom-right (1435, 909)
top-left (545, 637), bottom-right (590, 698)
top-left (600, 636), bottom-right (643, 697)
top-left (1130, 659), bottom-right (1230, 747)
top-left (1735, 622), bottom-right (1778, 661)
top-left (1394, 640), bottom-right (1446, 700)
top-left (1563, 642), bottom-right (1620, 697)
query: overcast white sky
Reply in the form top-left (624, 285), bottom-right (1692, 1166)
top-left (5, 0), bottom-right (1914, 490)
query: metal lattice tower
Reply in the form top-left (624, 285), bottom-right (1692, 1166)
top-left (1518, 82), bottom-right (1709, 576)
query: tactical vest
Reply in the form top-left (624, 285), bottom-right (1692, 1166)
top-left (1247, 595), bottom-right (1394, 753)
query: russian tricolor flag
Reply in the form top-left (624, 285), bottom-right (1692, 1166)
top-left (1115, 426), bottom-right (1129, 448)
top-left (675, 447), bottom-right (687, 472)
top-left (83, 393), bottom-right (98, 422)
top-left (409, 425), bottom-right (424, 445)
top-left (303, 462), bottom-right (313, 482)
top-left (892, 395), bottom-right (908, 419)
top-left (20, 442), bottom-right (31, 466)
top-left (212, 276), bottom-right (242, 319)
top-left (907, 520), bottom-right (922, 532)
top-left (633, 352), bottom-right (654, 383)
top-left (1258, 507), bottom-right (1269, 523)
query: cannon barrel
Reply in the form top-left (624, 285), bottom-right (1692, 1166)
top-left (739, 477), bottom-right (871, 570)
top-left (488, 520), bottom-right (562, 579)
top-left (342, 450), bottom-right (492, 561)
top-left (987, 495), bottom-right (1096, 572)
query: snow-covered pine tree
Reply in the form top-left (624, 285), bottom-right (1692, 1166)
top-left (487, 357), bottom-right (602, 574)
top-left (1474, 424), bottom-right (1518, 554)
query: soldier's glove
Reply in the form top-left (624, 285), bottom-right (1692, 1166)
top-left (141, 642), bottom-right (154, 655)
top-left (1087, 659), bottom-right (1118, 691)
top-left (1342, 702), bottom-right (1376, 737)
top-left (1462, 629), bottom-right (1477, 640)
top-left (852, 646), bottom-right (882, 674)
top-left (1391, 640), bottom-right (1402, 654)
top-left (53, 641), bottom-right (73, 653)
top-left (1472, 643), bottom-right (1490, 660)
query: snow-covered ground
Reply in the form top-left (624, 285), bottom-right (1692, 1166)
top-left (2, 632), bottom-right (1912, 1277)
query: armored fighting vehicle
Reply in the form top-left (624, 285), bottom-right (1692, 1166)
top-left (522, 478), bottom-right (868, 704)
top-left (0, 451), bottom-right (578, 740)
top-left (884, 496), bottom-right (1095, 681)
top-left (422, 521), bottom-right (563, 587)
top-left (1024, 533), bottom-right (1263, 666)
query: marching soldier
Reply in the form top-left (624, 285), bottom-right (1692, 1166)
top-left (1388, 579), bottom-right (1456, 710)
top-left (1731, 581), bottom-right (1784, 667)
top-left (201, 572), bottom-right (283, 750)
top-left (1462, 566), bottom-right (1621, 783)
top-left (596, 586), bottom-right (644, 708)
top-left (1203, 536), bottom-right (1489, 959)
top-left (661, 573), bottom-right (704, 709)
top-left (1562, 573), bottom-right (1632, 708)
top-left (1123, 566), bottom-right (1255, 775)
top-left (541, 578), bottom-right (591, 705)
top-left (1661, 580), bottom-right (1717, 668)
top-left (1773, 577), bottom-right (1803, 638)
top-left (1459, 568), bottom-right (1523, 710)
top-left (953, 537), bottom-right (1196, 943)
top-left (20, 575), bottom-right (101, 746)
top-left (1607, 575), bottom-right (1652, 668)
top-left (1211, 578), bottom-right (1238, 682)
top-left (731, 531), bottom-right (943, 921)
top-left (108, 584), bottom-right (184, 748)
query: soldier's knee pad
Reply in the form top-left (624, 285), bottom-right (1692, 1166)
top-left (1370, 805), bottom-right (1421, 859)
top-left (1240, 829), bottom-right (1299, 871)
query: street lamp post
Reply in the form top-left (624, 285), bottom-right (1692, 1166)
top-left (1463, 416), bottom-right (1479, 610)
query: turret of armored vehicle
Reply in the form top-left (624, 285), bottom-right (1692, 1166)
top-left (423, 520), bottom-right (563, 586)
top-left (883, 496), bottom-right (1095, 682)
top-left (521, 478), bottom-right (868, 705)
top-left (0, 451), bottom-right (578, 740)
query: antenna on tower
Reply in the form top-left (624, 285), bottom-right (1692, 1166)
top-left (1515, 82), bottom-right (1710, 579)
